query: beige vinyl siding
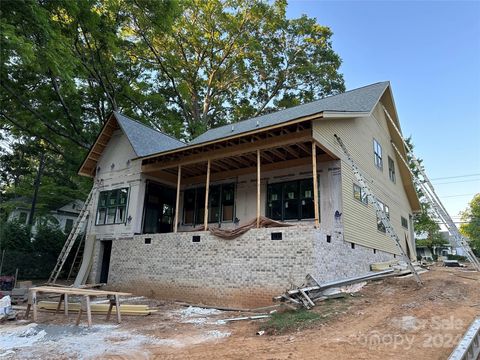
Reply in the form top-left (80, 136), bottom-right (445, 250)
top-left (313, 100), bottom-right (416, 257)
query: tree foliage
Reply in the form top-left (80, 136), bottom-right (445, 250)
top-left (460, 193), bottom-right (480, 255)
top-left (0, 0), bottom-right (344, 226)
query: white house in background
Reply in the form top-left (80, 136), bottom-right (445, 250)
top-left (7, 199), bottom-right (85, 235)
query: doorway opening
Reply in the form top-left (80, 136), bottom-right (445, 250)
top-left (99, 240), bottom-right (112, 283)
top-left (142, 181), bottom-right (176, 234)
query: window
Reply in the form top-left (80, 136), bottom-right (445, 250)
top-left (401, 216), bottom-right (408, 229)
top-left (18, 212), bottom-right (28, 224)
top-left (183, 187), bottom-right (205, 225)
top-left (183, 183), bottom-right (235, 225)
top-left (208, 183), bottom-right (235, 223)
top-left (388, 156), bottom-right (396, 183)
top-left (373, 139), bottom-right (383, 170)
top-left (267, 178), bottom-right (318, 221)
top-left (96, 188), bottom-right (128, 225)
top-left (376, 200), bottom-right (389, 233)
top-left (65, 218), bottom-right (74, 233)
top-left (353, 184), bottom-right (368, 205)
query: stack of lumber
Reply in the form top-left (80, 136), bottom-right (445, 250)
top-left (274, 270), bottom-right (396, 309)
top-left (37, 301), bottom-right (157, 316)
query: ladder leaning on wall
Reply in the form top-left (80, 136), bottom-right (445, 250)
top-left (334, 134), bottom-right (424, 286)
top-left (381, 105), bottom-right (480, 272)
top-left (47, 186), bottom-right (97, 284)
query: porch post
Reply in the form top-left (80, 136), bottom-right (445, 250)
top-left (257, 149), bottom-right (261, 228)
top-left (204, 159), bottom-right (211, 230)
top-left (174, 165), bottom-right (182, 233)
top-left (312, 142), bottom-right (320, 227)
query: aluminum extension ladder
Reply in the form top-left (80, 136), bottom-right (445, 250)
top-left (47, 187), bottom-right (96, 284)
top-left (334, 134), bottom-right (423, 286)
top-left (381, 105), bottom-right (480, 271)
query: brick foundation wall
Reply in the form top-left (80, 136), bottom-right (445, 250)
top-left (92, 226), bottom-right (396, 308)
top-left (312, 229), bottom-right (394, 282)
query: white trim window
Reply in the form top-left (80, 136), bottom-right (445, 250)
top-left (353, 184), bottom-right (368, 205)
top-left (373, 139), bottom-right (383, 170)
top-left (96, 188), bottom-right (129, 225)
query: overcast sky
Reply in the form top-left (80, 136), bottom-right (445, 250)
top-left (287, 0), bottom-right (480, 220)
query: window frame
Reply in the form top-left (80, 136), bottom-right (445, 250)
top-left (266, 177), bottom-right (319, 221)
top-left (183, 183), bottom-right (236, 226)
top-left (65, 218), bottom-right (74, 233)
top-left (353, 184), bottom-right (368, 205)
top-left (401, 216), bottom-right (408, 229)
top-left (95, 188), bottom-right (129, 225)
top-left (388, 156), bottom-right (396, 183)
top-left (373, 138), bottom-right (383, 170)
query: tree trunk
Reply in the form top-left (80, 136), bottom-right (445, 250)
top-left (28, 152), bottom-right (46, 228)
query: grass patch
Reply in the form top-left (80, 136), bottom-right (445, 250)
top-left (260, 309), bottom-right (324, 335)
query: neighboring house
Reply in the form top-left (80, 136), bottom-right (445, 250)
top-left (7, 200), bottom-right (85, 235)
top-left (78, 81), bottom-right (420, 307)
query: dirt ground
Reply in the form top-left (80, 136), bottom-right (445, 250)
top-left (2, 266), bottom-right (479, 360)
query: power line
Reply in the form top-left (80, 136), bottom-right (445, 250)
top-left (432, 178), bottom-right (480, 185)
top-left (440, 193), bottom-right (476, 198)
top-left (430, 173), bottom-right (480, 181)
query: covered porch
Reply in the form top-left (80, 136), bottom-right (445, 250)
top-left (139, 120), bottom-right (341, 236)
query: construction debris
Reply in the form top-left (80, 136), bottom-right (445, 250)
top-left (223, 314), bottom-right (271, 322)
top-left (443, 260), bottom-right (465, 268)
top-left (188, 216), bottom-right (293, 240)
top-left (274, 268), bottom-right (413, 309)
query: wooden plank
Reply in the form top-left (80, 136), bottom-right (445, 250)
top-left (204, 159), bottom-right (210, 230)
top-left (55, 294), bottom-right (63, 314)
top-left (140, 114), bottom-right (322, 162)
top-left (32, 290), bottom-right (37, 322)
top-left (106, 299), bottom-right (114, 321)
top-left (312, 142), bottom-right (320, 227)
top-left (142, 129), bottom-right (312, 172)
top-left (85, 295), bottom-right (92, 326)
top-left (174, 165), bottom-right (182, 233)
top-left (300, 289), bottom-right (315, 307)
top-left (30, 286), bottom-right (132, 296)
top-left (75, 299), bottom-right (83, 326)
top-left (64, 294), bottom-right (68, 316)
top-left (182, 156), bottom-right (319, 185)
top-left (257, 150), bottom-right (261, 228)
top-left (115, 294), bottom-right (121, 323)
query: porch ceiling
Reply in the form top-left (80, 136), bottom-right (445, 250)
top-left (142, 122), bottom-right (335, 184)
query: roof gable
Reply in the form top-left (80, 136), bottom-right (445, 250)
top-left (78, 112), bottom-right (185, 177)
top-left (190, 82), bottom-right (389, 145)
top-left (114, 112), bottom-right (185, 157)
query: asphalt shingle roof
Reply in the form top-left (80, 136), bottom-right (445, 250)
top-left (114, 112), bottom-right (185, 157)
top-left (190, 81), bottom-right (389, 145)
top-left (113, 82), bottom-right (389, 157)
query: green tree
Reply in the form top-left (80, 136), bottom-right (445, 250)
top-left (460, 193), bottom-right (480, 256)
top-left (133, 0), bottom-right (345, 138)
top-left (1, 0), bottom-right (344, 225)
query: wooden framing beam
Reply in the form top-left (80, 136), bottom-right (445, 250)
top-left (283, 145), bottom-right (300, 159)
top-left (257, 150), bottom-right (261, 228)
top-left (204, 159), bottom-right (210, 230)
top-left (296, 142), bottom-right (311, 155)
top-left (174, 165), bottom-right (181, 233)
top-left (182, 155), bottom-right (332, 185)
top-left (312, 142), bottom-right (320, 228)
top-left (142, 129), bottom-right (311, 173)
